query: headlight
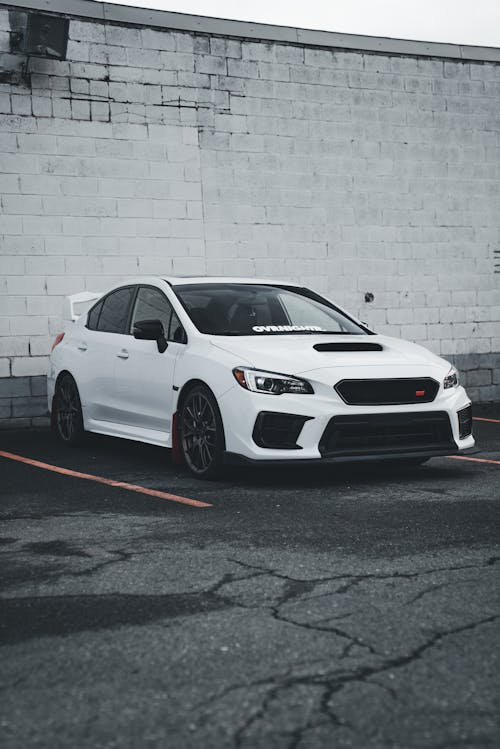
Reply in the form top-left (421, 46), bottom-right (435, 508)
top-left (233, 367), bottom-right (314, 395)
top-left (443, 366), bottom-right (459, 389)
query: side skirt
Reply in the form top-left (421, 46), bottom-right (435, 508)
top-left (85, 418), bottom-right (170, 448)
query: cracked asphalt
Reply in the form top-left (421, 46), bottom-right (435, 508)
top-left (1, 406), bottom-right (499, 749)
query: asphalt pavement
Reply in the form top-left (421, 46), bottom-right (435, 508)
top-left (1, 404), bottom-right (499, 749)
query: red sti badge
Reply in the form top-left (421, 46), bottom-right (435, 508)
top-left (415, 390), bottom-right (426, 397)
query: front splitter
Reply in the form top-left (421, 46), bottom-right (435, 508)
top-left (223, 445), bottom-right (478, 467)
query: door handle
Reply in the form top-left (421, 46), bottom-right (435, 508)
top-left (117, 349), bottom-right (129, 360)
top-left (77, 343), bottom-right (88, 352)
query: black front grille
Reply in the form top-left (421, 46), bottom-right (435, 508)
top-left (335, 378), bottom-right (439, 405)
top-left (252, 412), bottom-right (312, 449)
top-left (319, 412), bottom-right (454, 457)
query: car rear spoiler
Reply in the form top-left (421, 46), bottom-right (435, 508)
top-left (63, 291), bottom-right (102, 325)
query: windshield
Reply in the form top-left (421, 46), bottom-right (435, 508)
top-left (172, 283), bottom-right (369, 336)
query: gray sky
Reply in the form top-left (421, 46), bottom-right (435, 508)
top-left (101, 0), bottom-right (500, 47)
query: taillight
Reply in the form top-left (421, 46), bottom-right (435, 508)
top-left (51, 332), bottom-right (65, 351)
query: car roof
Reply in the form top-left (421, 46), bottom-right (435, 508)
top-left (98, 276), bottom-right (303, 293)
top-left (163, 276), bottom-right (302, 287)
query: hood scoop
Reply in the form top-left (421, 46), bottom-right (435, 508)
top-left (313, 342), bottom-right (383, 352)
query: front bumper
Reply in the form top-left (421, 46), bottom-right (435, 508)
top-left (218, 382), bottom-right (475, 463)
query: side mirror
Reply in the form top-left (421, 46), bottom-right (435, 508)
top-left (133, 319), bottom-right (168, 353)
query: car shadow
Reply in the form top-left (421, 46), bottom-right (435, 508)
top-left (224, 460), bottom-right (470, 490)
top-left (59, 430), bottom-right (470, 491)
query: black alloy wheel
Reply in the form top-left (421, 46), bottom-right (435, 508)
top-left (54, 373), bottom-right (85, 446)
top-left (180, 385), bottom-right (224, 479)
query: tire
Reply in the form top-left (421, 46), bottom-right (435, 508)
top-left (53, 373), bottom-right (86, 446)
top-left (179, 384), bottom-right (225, 479)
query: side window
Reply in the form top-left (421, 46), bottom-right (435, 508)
top-left (87, 300), bottom-right (103, 331)
top-left (131, 286), bottom-right (172, 336)
top-left (131, 287), bottom-right (186, 343)
top-left (97, 287), bottom-right (135, 334)
top-left (169, 309), bottom-right (186, 343)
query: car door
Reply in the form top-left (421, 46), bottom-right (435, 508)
top-left (76, 286), bottom-right (137, 425)
top-left (112, 285), bottom-right (187, 440)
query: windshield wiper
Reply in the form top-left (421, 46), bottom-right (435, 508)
top-left (282, 330), bottom-right (356, 335)
top-left (209, 329), bottom-right (359, 336)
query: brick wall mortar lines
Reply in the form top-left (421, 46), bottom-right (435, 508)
top-left (0, 10), bottom-right (499, 420)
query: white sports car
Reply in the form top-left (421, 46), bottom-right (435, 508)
top-left (48, 277), bottom-right (474, 478)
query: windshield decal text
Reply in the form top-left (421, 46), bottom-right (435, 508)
top-left (252, 325), bottom-right (324, 333)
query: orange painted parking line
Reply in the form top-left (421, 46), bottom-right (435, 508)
top-left (447, 455), bottom-right (500, 466)
top-left (0, 450), bottom-right (212, 508)
top-left (473, 417), bottom-right (500, 424)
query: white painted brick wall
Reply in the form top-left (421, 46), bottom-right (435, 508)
top-left (0, 9), bottom-right (499, 395)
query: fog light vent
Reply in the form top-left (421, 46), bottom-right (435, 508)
top-left (252, 412), bottom-right (312, 449)
top-left (458, 405), bottom-right (472, 439)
